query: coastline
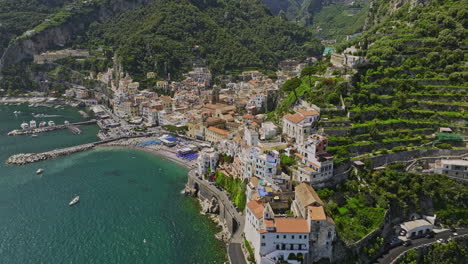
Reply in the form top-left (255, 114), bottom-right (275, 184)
top-left (97, 142), bottom-right (232, 250)
top-left (96, 143), bottom-right (196, 170)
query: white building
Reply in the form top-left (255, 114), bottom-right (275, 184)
top-left (245, 201), bottom-right (309, 264)
top-left (400, 215), bottom-right (436, 239)
top-left (282, 109), bottom-right (320, 144)
top-left (254, 150), bottom-right (280, 180)
top-left (197, 148), bottom-right (219, 176)
top-left (147, 109), bottom-right (159, 126)
top-left (245, 127), bottom-right (260, 146)
top-left (260, 122), bottom-right (278, 140)
top-left (435, 159), bottom-right (468, 179)
top-left (293, 134), bottom-right (334, 187)
top-left (291, 183), bottom-right (336, 262)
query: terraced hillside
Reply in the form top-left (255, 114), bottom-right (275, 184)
top-left (303, 0), bottom-right (467, 165)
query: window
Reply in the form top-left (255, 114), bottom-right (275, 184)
top-left (276, 235), bottom-right (279, 239)
top-left (276, 244), bottom-right (280, 250)
top-left (283, 235), bottom-right (286, 239)
top-left (291, 235), bottom-right (295, 239)
top-left (261, 243), bottom-right (266, 246)
top-left (299, 235), bottom-right (302, 239)
top-left (262, 235), bottom-right (265, 239)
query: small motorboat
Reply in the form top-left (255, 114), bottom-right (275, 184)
top-left (31, 134), bottom-right (38, 138)
top-left (36, 168), bottom-right (43, 174)
top-left (69, 196), bottom-right (80, 206)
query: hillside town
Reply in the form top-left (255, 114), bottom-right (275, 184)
top-left (40, 45), bottom-right (466, 263)
top-left (53, 55), bottom-right (346, 263)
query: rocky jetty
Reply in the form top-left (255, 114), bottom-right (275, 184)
top-left (6, 143), bottom-right (95, 165)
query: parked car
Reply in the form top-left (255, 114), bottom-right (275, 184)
top-left (453, 232), bottom-right (458, 236)
top-left (425, 232), bottom-right (434, 238)
top-left (399, 229), bottom-right (407, 236)
top-left (403, 241), bottom-right (412, 247)
top-left (437, 238), bottom-right (445, 243)
top-left (449, 227), bottom-right (457, 232)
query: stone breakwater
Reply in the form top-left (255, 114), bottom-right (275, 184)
top-left (6, 143), bottom-right (95, 165)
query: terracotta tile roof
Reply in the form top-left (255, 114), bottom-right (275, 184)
top-left (297, 109), bottom-right (319, 116)
top-left (243, 114), bottom-right (255, 119)
top-left (265, 219), bottom-right (275, 229)
top-left (247, 200), bottom-right (265, 219)
top-left (206, 117), bottom-right (223, 123)
top-left (283, 113), bottom-right (304, 124)
top-left (205, 103), bottom-right (229, 110)
top-left (250, 176), bottom-right (260, 187)
top-left (302, 166), bottom-right (316, 172)
top-left (274, 218), bottom-right (309, 233)
top-left (295, 153), bottom-right (304, 159)
top-left (207, 126), bottom-right (229, 135)
top-left (295, 183), bottom-right (323, 207)
top-left (307, 160), bottom-right (321, 167)
top-left (308, 205), bottom-right (326, 221)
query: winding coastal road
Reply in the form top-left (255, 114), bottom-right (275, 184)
top-left (375, 228), bottom-right (468, 264)
top-left (188, 171), bottom-right (247, 264)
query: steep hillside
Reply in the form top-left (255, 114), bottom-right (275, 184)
top-left (313, 1), bottom-right (369, 41)
top-left (0, 0), bottom-right (70, 55)
top-left (260, 0), bottom-right (370, 40)
top-left (0, 0), bottom-right (321, 90)
top-left (259, 0), bottom-right (324, 25)
top-left (282, 0), bottom-right (467, 192)
top-left (272, 0), bottom-right (467, 243)
top-left (83, 0), bottom-right (322, 80)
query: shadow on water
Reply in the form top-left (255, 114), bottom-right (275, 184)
top-left (141, 186), bottom-right (151, 192)
top-left (128, 179), bottom-right (138, 184)
top-left (103, 170), bottom-right (122, 177)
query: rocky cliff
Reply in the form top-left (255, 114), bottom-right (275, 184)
top-left (0, 0), bottom-right (152, 73)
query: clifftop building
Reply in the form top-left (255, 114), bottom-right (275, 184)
top-left (293, 134), bottom-right (334, 188)
top-left (282, 109), bottom-right (320, 144)
top-left (245, 183), bottom-right (336, 264)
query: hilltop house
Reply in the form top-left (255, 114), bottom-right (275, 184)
top-left (292, 134), bottom-right (334, 188)
top-left (282, 109), bottom-right (320, 144)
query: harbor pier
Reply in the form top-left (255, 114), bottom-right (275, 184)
top-left (7, 120), bottom-right (96, 136)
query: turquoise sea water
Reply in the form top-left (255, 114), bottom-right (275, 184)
top-left (0, 104), bottom-right (226, 263)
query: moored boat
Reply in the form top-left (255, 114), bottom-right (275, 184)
top-left (69, 196), bottom-right (80, 206)
top-left (36, 168), bottom-right (43, 174)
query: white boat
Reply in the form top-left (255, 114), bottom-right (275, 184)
top-left (31, 134), bottom-right (38, 138)
top-left (69, 196), bottom-right (80, 206)
top-left (21, 122), bottom-right (29, 130)
top-left (48, 121), bottom-right (55, 126)
top-left (29, 120), bottom-right (37, 128)
top-left (39, 121), bottom-right (47, 127)
top-left (64, 120), bottom-right (70, 125)
top-left (36, 168), bottom-right (43, 174)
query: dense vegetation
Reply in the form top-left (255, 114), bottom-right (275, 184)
top-left (397, 239), bottom-right (468, 264)
top-left (317, 167), bottom-right (468, 242)
top-left (0, 0), bottom-right (69, 54)
top-left (273, 0), bottom-right (467, 165)
top-left (313, 1), bottom-right (369, 41)
top-left (214, 171), bottom-right (247, 211)
top-left (259, 0), bottom-right (322, 25)
top-left (83, 0), bottom-right (322, 81)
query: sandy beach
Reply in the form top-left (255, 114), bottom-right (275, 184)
top-left (98, 137), bottom-right (198, 170)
